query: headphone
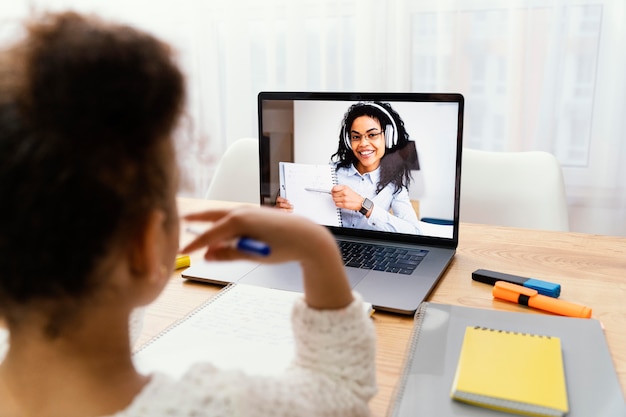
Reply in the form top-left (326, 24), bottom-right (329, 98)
top-left (343, 102), bottom-right (398, 149)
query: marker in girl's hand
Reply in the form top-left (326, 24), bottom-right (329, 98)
top-left (185, 226), bottom-right (270, 257)
top-left (235, 237), bottom-right (271, 257)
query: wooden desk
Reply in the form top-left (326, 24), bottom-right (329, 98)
top-left (136, 197), bottom-right (626, 416)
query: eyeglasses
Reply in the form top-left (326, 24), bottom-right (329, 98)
top-left (350, 130), bottom-right (383, 142)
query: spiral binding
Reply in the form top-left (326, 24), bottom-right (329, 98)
top-left (472, 325), bottom-right (554, 339)
top-left (330, 166), bottom-right (343, 226)
top-left (387, 301), bottom-right (428, 417)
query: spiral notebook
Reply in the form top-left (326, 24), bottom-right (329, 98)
top-left (389, 302), bottom-right (626, 417)
top-left (279, 162), bottom-right (342, 227)
top-left (451, 326), bottom-right (568, 417)
top-left (133, 283), bottom-right (298, 378)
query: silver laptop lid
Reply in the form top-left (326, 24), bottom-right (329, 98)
top-left (257, 92), bottom-right (464, 250)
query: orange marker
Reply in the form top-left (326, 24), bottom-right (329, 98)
top-left (493, 281), bottom-right (592, 318)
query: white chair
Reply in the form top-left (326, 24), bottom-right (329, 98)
top-left (204, 137), bottom-right (260, 204)
top-left (460, 148), bottom-right (569, 231)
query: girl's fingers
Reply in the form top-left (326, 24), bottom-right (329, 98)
top-left (182, 209), bottom-right (230, 222)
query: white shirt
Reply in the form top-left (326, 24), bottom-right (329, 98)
top-left (335, 164), bottom-right (421, 234)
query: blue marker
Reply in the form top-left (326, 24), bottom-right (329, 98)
top-left (234, 237), bottom-right (271, 257)
top-left (472, 269), bottom-right (561, 298)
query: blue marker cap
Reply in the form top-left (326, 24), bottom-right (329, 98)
top-left (235, 237), bottom-right (271, 257)
top-left (523, 278), bottom-right (561, 298)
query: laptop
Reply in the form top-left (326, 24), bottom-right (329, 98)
top-left (183, 92), bottom-right (464, 315)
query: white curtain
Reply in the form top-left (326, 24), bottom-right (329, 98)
top-left (2, 0), bottom-right (625, 236)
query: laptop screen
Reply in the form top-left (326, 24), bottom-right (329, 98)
top-left (258, 92), bottom-right (464, 248)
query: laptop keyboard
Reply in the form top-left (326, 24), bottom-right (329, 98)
top-left (338, 241), bottom-right (428, 275)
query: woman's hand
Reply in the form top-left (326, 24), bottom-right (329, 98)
top-left (331, 185), bottom-right (365, 212)
top-left (275, 196), bottom-right (293, 212)
top-left (180, 207), bottom-right (352, 309)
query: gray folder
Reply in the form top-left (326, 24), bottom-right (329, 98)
top-left (389, 302), bottom-right (626, 417)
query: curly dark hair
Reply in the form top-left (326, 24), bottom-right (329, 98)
top-left (331, 101), bottom-right (414, 194)
top-left (0, 12), bottom-right (185, 331)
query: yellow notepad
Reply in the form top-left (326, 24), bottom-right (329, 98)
top-left (451, 326), bottom-right (568, 417)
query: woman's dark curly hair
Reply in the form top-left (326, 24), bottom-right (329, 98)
top-left (0, 12), bottom-right (185, 333)
top-left (331, 101), bottom-right (414, 194)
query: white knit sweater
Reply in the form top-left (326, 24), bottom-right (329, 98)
top-left (111, 294), bottom-right (377, 416)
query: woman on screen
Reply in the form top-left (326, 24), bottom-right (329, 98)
top-left (277, 101), bottom-right (421, 234)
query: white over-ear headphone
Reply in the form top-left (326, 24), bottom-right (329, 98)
top-left (343, 102), bottom-right (398, 149)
